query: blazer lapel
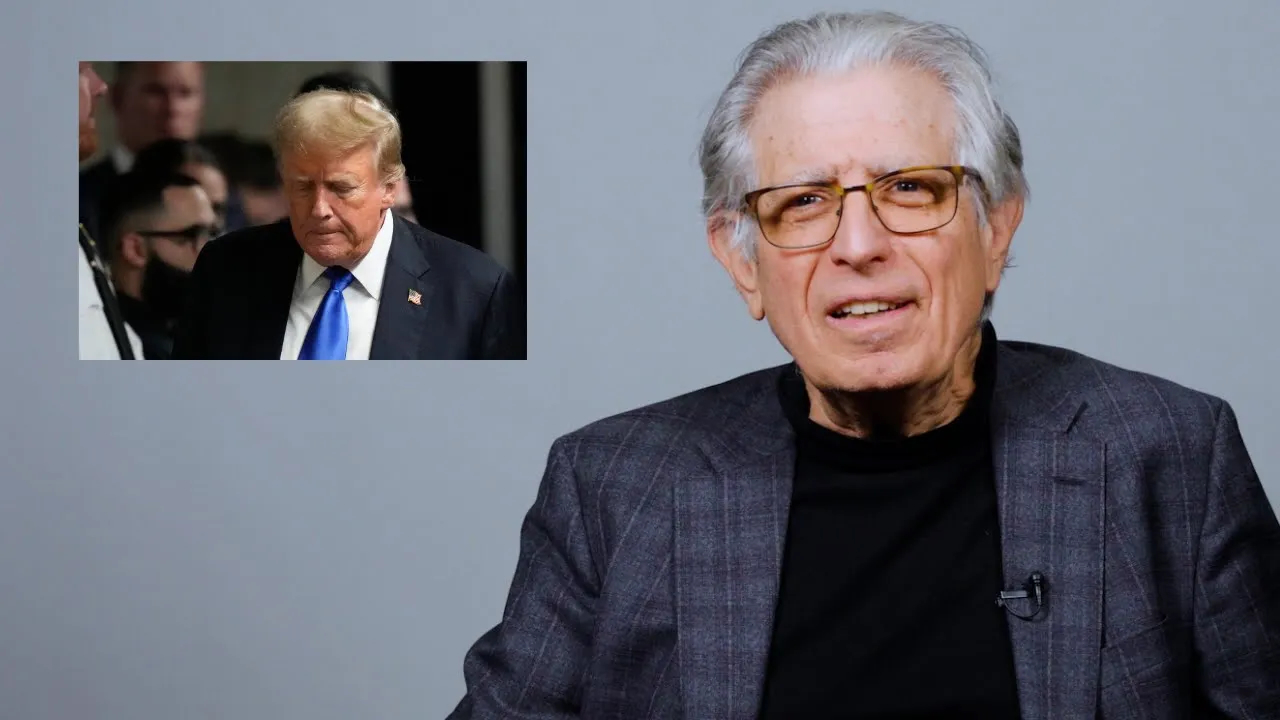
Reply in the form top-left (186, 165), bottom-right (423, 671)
top-left (247, 222), bottom-right (302, 359)
top-left (370, 215), bottom-right (433, 359)
top-left (673, 375), bottom-right (794, 720)
top-left (991, 345), bottom-right (1106, 719)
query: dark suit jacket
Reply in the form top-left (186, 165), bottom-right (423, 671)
top-left (79, 156), bottom-right (119, 246)
top-left (450, 328), bottom-right (1280, 718)
top-left (171, 215), bottom-right (525, 359)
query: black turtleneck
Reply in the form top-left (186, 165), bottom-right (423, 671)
top-left (758, 324), bottom-right (1022, 719)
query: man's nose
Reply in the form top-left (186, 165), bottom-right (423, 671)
top-left (825, 192), bottom-right (895, 269)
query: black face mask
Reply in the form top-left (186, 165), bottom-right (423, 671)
top-left (140, 255), bottom-right (192, 329)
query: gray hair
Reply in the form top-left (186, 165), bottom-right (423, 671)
top-left (698, 11), bottom-right (1028, 263)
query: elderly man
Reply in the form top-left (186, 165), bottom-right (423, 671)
top-left (78, 61), bottom-right (142, 360)
top-left (171, 89), bottom-right (525, 360)
top-left (449, 11), bottom-right (1279, 719)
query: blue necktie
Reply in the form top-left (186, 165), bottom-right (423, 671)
top-left (298, 266), bottom-right (356, 360)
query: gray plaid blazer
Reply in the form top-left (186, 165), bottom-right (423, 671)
top-left (449, 335), bottom-right (1280, 719)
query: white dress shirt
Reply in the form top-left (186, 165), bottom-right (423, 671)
top-left (78, 242), bottom-right (143, 360)
top-left (78, 147), bottom-right (142, 360)
top-left (111, 145), bottom-right (134, 174)
top-left (279, 210), bottom-right (394, 360)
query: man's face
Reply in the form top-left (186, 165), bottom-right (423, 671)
top-left (711, 65), bottom-right (1021, 396)
top-left (111, 62), bottom-right (204, 152)
top-left (282, 144), bottom-right (395, 268)
top-left (79, 62), bottom-right (107, 161)
top-left (180, 161), bottom-right (228, 233)
top-left (146, 184), bottom-right (218, 272)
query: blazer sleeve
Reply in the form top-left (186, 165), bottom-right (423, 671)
top-left (447, 438), bottom-right (599, 718)
top-left (1192, 400), bottom-right (1280, 716)
top-left (478, 269), bottom-right (527, 360)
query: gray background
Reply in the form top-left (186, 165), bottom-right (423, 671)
top-left (4, 0), bottom-right (1278, 716)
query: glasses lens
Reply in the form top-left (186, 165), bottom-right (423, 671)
top-left (754, 185), bottom-right (842, 248)
top-left (871, 168), bottom-right (960, 234)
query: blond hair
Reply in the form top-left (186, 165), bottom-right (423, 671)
top-left (272, 89), bottom-right (405, 185)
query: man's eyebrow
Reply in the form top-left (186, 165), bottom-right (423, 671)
top-left (775, 161), bottom-right (920, 186)
top-left (775, 163), bottom-right (842, 186)
top-left (864, 163), bottom-right (902, 179)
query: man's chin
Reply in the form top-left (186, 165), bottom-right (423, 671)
top-left (300, 235), bottom-right (356, 267)
top-left (805, 351), bottom-right (921, 395)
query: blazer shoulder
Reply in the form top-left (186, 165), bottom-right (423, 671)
top-left (404, 220), bottom-right (511, 285)
top-left (1000, 337), bottom-right (1229, 434)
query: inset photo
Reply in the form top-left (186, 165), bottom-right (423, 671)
top-left (78, 61), bottom-right (526, 360)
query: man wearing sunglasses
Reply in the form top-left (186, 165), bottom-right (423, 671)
top-left (104, 171), bottom-right (217, 360)
top-left (450, 10), bottom-right (1280, 719)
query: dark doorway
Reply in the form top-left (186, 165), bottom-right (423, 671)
top-left (389, 61), bottom-right (526, 286)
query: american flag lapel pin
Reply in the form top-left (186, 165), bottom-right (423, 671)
top-left (407, 289), bottom-right (422, 305)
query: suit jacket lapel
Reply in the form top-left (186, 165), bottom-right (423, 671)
top-left (370, 215), bottom-right (433, 359)
top-left (991, 344), bottom-right (1106, 719)
top-left (248, 221), bottom-right (302, 359)
top-left (674, 374), bottom-right (794, 719)
top-left (670, 339), bottom-right (1109, 717)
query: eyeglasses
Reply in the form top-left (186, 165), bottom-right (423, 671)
top-left (137, 223), bottom-right (220, 245)
top-left (743, 165), bottom-right (984, 249)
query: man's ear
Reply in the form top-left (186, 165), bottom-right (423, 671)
top-left (118, 232), bottom-right (149, 270)
top-left (707, 213), bottom-right (764, 320)
top-left (982, 194), bottom-right (1024, 296)
top-left (380, 179), bottom-right (396, 211)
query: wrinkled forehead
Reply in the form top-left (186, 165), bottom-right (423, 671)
top-left (748, 65), bottom-right (958, 186)
top-left (280, 143), bottom-right (378, 179)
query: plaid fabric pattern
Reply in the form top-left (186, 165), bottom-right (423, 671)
top-left (449, 335), bottom-right (1280, 719)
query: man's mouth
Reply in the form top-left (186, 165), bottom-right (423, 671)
top-left (829, 300), bottom-right (910, 319)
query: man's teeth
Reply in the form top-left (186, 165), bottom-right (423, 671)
top-left (833, 301), bottom-right (903, 318)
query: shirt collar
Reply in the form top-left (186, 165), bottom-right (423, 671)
top-left (111, 145), bottom-right (134, 174)
top-left (299, 209), bottom-right (395, 300)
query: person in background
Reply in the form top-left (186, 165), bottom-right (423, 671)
top-left (234, 140), bottom-right (289, 227)
top-left (296, 70), bottom-right (418, 222)
top-left (78, 61), bottom-right (142, 360)
top-left (197, 131), bottom-right (254, 233)
top-left (80, 62), bottom-right (205, 245)
top-left (130, 138), bottom-right (229, 237)
top-left (104, 171), bottom-right (217, 360)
